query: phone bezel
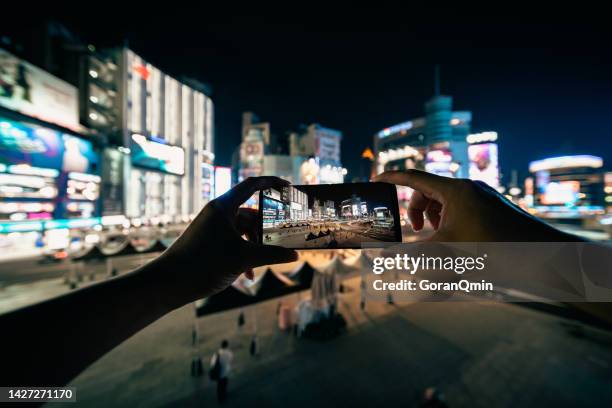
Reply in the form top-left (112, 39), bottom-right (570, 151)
top-left (258, 182), bottom-right (402, 250)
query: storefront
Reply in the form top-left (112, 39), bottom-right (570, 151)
top-left (1, 48), bottom-right (101, 259)
top-left (0, 116), bottom-right (101, 259)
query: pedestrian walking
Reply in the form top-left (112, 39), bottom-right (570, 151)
top-left (209, 339), bottom-right (233, 403)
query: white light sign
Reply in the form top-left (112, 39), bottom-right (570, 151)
top-left (0, 48), bottom-right (80, 131)
top-left (529, 155), bottom-right (603, 173)
top-left (466, 132), bottom-right (498, 144)
top-left (214, 166), bottom-right (232, 198)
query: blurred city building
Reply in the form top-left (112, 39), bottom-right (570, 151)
top-left (261, 186), bottom-right (308, 228)
top-left (238, 112), bottom-right (269, 181)
top-left (528, 155), bottom-right (606, 224)
top-left (236, 112), bottom-right (347, 186)
top-left (290, 124), bottom-right (345, 184)
top-left (466, 131), bottom-right (500, 188)
top-left (374, 99), bottom-right (472, 179)
top-left (0, 22), bottom-right (215, 260)
top-left (373, 93), bottom-right (476, 218)
top-left (0, 45), bottom-right (101, 258)
top-left (79, 47), bottom-right (215, 220)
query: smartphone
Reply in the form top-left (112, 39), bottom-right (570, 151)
top-left (259, 182), bottom-right (401, 249)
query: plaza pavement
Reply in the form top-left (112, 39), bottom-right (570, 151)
top-left (62, 275), bottom-right (612, 408)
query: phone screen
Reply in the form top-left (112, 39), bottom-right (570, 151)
top-left (259, 182), bottom-right (401, 249)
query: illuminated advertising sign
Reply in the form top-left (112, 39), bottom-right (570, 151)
top-left (239, 137), bottom-right (264, 180)
top-left (425, 148), bottom-right (457, 177)
top-left (0, 49), bottom-right (80, 131)
top-left (201, 163), bottom-right (214, 204)
top-left (300, 158), bottom-right (320, 185)
top-left (541, 181), bottom-right (580, 205)
top-left (214, 166), bottom-right (231, 198)
top-left (468, 143), bottom-right (499, 187)
top-left (0, 118), bottom-right (100, 221)
top-left (377, 121), bottom-right (413, 138)
top-left (0, 118), bottom-right (98, 173)
top-left (130, 134), bottom-right (185, 176)
top-left (466, 132), bottom-right (498, 144)
top-left (529, 155), bottom-right (603, 173)
top-left (315, 129), bottom-right (341, 164)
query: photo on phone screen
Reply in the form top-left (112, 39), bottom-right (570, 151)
top-left (259, 182), bottom-right (401, 249)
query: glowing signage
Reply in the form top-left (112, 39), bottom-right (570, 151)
top-left (377, 121), bottom-right (413, 138)
top-left (378, 145), bottom-right (421, 165)
top-left (466, 131), bottom-right (498, 144)
top-left (468, 143), bottom-right (499, 187)
top-left (529, 155), bottom-right (603, 173)
top-left (0, 217), bottom-right (102, 233)
top-left (541, 181), bottom-right (580, 205)
top-left (300, 158), bottom-right (320, 185)
top-left (214, 166), bottom-right (232, 198)
top-left (426, 149), bottom-right (452, 163)
top-left (425, 148), bottom-right (457, 177)
top-left (319, 164), bottom-right (346, 184)
top-left (0, 49), bottom-right (80, 131)
top-left (0, 118), bottom-right (98, 173)
top-left (130, 134), bottom-right (185, 175)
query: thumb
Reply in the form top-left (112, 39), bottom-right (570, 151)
top-left (244, 242), bottom-right (299, 268)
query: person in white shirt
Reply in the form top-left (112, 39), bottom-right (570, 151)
top-left (210, 339), bottom-right (233, 402)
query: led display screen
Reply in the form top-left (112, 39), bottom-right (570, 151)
top-left (130, 134), bottom-right (185, 176)
top-left (0, 118), bottom-right (98, 173)
top-left (468, 143), bottom-right (499, 187)
top-left (0, 48), bottom-right (80, 131)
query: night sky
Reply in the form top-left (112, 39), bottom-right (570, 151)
top-left (6, 9), bottom-right (612, 181)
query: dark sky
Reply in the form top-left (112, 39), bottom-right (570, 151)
top-left (7, 9), bottom-right (612, 181)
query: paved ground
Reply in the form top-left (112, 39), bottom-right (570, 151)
top-left (2, 232), bottom-right (611, 407)
top-left (62, 275), bottom-right (612, 408)
top-left (0, 253), bottom-right (157, 313)
top-left (264, 220), bottom-right (396, 248)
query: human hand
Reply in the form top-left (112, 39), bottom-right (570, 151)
top-left (154, 176), bottom-right (298, 306)
top-left (373, 170), bottom-right (580, 242)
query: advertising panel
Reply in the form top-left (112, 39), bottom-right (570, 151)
top-left (0, 118), bottom-right (98, 173)
top-left (468, 143), bottom-right (499, 187)
top-left (316, 129), bottom-right (341, 164)
top-left (214, 166), bottom-right (232, 198)
top-left (0, 117), bottom-right (100, 221)
top-left (0, 49), bottom-right (80, 131)
top-left (202, 163), bottom-right (214, 204)
top-left (425, 148), bottom-right (455, 177)
top-left (130, 134), bottom-right (185, 176)
top-left (239, 138), bottom-right (264, 180)
top-left (541, 181), bottom-right (580, 205)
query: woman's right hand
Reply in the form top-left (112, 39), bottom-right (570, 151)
top-left (373, 170), bottom-right (581, 242)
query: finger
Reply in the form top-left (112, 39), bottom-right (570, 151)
top-left (425, 200), bottom-right (442, 230)
top-left (244, 242), bottom-right (298, 268)
top-left (373, 170), bottom-right (452, 203)
top-left (217, 176), bottom-right (290, 212)
top-left (236, 208), bottom-right (260, 241)
top-left (408, 190), bottom-right (430, 231)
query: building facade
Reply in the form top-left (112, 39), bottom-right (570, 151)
top-left (81, 48), bottom-right (214, 222)
top-left (237, 113), bottom-right (347, 185)
top-left (0, 47), bottom-right (102, 257)
top-left (290, 124), bottom-right (345, 184)
top-left (374, 105), bottom-right (472, 178)
top-left (528, 155), bottom-right (605, 221)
